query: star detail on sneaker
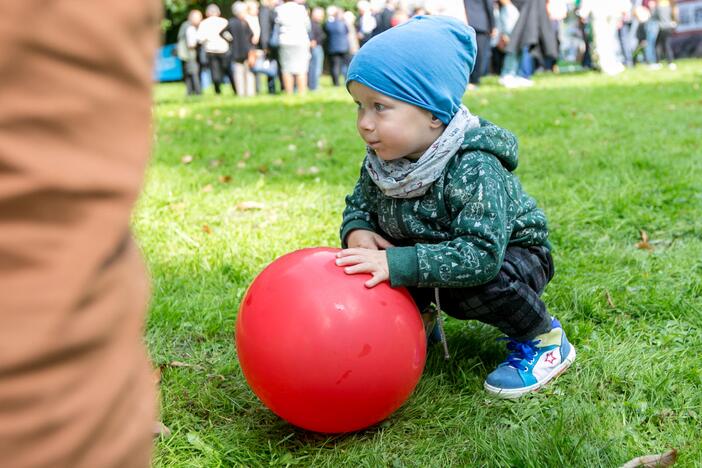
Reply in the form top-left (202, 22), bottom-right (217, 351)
top-left (544, 351), bottom-right (557, 364)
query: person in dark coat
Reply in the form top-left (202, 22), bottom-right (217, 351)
top-left (324, 6), bottom-right (350, 86)
top-left (308, 7), bottom-right (326, 90)
top-left (229, 2), bottom-right (256, 96)
top-left (258, 0), bottom-right (278, 93)
top-left (505, 0), bottom-right (558, 79)
top-left (464, 0), bottom-right (496, 87)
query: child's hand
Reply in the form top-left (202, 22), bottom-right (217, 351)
top-left (335, 248), bottom-right (389, 288)
top-left (345, 229), bottom-right (394, 250)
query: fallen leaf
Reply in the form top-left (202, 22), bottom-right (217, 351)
top-left (237, 161), bottom-right (247, 169)
top-left (169, 361), bottom-right (195, 368)
top-left (257, 164), bottom-right (269, 174)
top-left (635, 229), bottom-right (653, 251)
top-left (202, 224), bottom-right (212, 234)
top-left (219, 175), bottom-right (232, 183)
top-left (620, 449), bottom-right (677, 468)
top-left (201, 184), bottom-right (213, 193)
top-left (316, 139), bottom-right (326, 150)
top-left (243, 150), bottom-right (251, 159)
top-left (235, 201), bottom-right (265, 210)
top-left (153, 421), bottom-right (171, 438)
top-left (207, 374), bottom-right (226, 381)
top-left (209, 159), bottom-right (221, 168)
top-left (605, 291), bottom-right (616, 308)
top-left (181, 155), bottom-right (194, 164)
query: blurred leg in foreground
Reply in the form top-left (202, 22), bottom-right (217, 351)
top-left (0, 1), bottom-right (161, 467)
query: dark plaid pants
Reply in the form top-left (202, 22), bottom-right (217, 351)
top-left (408, 245), bottom-right (555, 341)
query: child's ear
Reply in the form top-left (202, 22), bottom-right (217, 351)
top-left (429, 115), bottom-right (444, 129)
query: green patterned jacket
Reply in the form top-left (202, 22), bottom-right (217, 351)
top-left (340, 119), bottom-right (550, 288)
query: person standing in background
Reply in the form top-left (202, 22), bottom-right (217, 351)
top-left (464, 0), bottom-right (496, 89)
top-left (325, 6), bottom-right (351, 86)
top-left (308, 7), bottom-right (326, 90)
top-left (177, 9), bottom-right (204, 95)
top-left (652, 0), bottom-right (678, 69)
top-left (258, 0), bottom-right (280, 94)
top-left (229, 2), bottom-right (257, 96)
top-left (275, 0), bottom-right (312, 94)
top-left (198, 4), bottom-right (236, 95)
top-left (356, 0), bottom-right (378, 47)
top-left (0, 1), bottom-right (161, 466)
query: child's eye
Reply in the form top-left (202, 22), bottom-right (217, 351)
top-left (374, 103), bottom-right (386, 111)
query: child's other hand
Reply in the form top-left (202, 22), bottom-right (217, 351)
top-left (345, 229), bottom-right (394, 250)
top-left (335, 248), bottom-right (389, 288)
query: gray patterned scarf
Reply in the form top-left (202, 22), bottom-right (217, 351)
top-left (364, 105), bottom-right (480, 199)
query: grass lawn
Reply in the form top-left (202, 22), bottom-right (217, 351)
top-left (137, 61), bottom-right (702, 467)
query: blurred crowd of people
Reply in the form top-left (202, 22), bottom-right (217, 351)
top-left (175, 0), bottom-right (681, 96)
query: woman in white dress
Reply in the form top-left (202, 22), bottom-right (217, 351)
top-left (274, 0), bottom-right (311, 94)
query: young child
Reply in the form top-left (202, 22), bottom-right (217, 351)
top-left (335, 15), bottom-right (575, 399)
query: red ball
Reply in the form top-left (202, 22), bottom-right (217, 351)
top-left (235, 247), bottom-right (426, 433)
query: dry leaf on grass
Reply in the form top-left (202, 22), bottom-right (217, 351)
top-left (243, 150), bottom-right (251, 159)
top-left (620, 449), bottom-right (677, 467)
top-left (168, 361), bottom-right (195, 368)
top-left (605, 291), bottom-right (616, 308)
top-left (201, 184), bottom-right (213, 193)
top-left (237, 161), bottom-right (247, 169)
top-left (153, 421), bottom-right (171, 438)
top-left (635, 229), bottom-right (653, 251)
top-left (219, 175), bottom-right (232, 183)
top-left (209, 159), bottom-right (221, 168)
top-left (181, 155), bottom-right (194, 164)
top-left (202, 224), bottom-right (212, 234)
top-left (258, 164), bottom-right (269, 174)
top-left (235, 201), bottom-right (265, 211)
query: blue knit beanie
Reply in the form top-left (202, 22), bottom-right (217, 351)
top-left (346, 15), bottom-right (477, 125)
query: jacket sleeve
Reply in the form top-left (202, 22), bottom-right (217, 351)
top-left (387, 157), bottom-right (509, 287)
top-left (339, 164), bottom-right (380, 247)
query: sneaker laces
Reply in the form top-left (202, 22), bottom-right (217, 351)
top-left (433, 288), bottom-right (450, 360)
top-left (498, 338), bottom-right (541, 371)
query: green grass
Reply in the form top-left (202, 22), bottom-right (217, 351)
top-left (137, 61), bottom-right (702, 467)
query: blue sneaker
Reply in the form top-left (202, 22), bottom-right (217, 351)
top-left (484, 318), bottom-right (576, 399)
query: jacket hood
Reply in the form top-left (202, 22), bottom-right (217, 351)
top-left (460, 118), bottom-right (519, 171)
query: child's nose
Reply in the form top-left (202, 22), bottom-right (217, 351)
top-left (358, 114), bottom-right (374, 132)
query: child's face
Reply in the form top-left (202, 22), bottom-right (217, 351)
top-left (348, 81), bottom-right (444, 161)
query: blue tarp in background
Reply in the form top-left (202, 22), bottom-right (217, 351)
top-left (154, 44), bottom-right (183, 82)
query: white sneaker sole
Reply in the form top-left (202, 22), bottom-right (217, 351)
top-left (484, 345), bottom-right (576, 399)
